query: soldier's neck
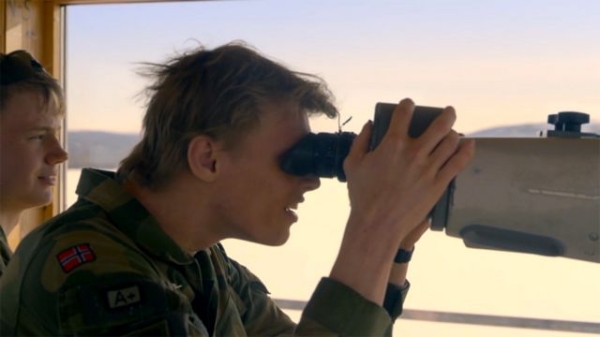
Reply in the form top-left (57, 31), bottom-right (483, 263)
top-left (0, 209), bottom-right (21, 240)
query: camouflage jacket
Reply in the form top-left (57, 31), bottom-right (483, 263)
top-left (0, 227), bottom-right (11, 278)
top-left (0, 169), bottom-right (405, 336)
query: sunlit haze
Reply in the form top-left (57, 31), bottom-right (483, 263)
top-left (66, 0), bottom-right (600, 134)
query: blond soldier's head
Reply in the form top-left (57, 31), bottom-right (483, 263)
top-left (119, 42), bottom-right (338, 190)
top-left (0, 50), bottom-right (68, 228)
top-left (118, 42), bottom-right (339, 246)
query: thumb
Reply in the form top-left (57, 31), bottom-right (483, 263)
top-left (400, 218), bottom-right (431, 250)
top-left (345, 120), bottom-right (372, 166)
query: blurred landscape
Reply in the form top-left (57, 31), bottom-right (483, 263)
top-left (67, 131), bottom-right (140, 169)
top-left (67, 122), bottom-right (600, 169)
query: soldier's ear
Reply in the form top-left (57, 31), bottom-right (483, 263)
top-left (187, 135), bottom-right (220, 182)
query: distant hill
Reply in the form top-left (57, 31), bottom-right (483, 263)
top-left (468, 123), bottom-right (600, 138)
top-left (67, 131), bottom-right (140, 169)
top-left (66, 123), bottom-right (600, 169)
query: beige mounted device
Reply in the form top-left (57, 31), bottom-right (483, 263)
top-left (281, 107), bottom-right (599, 263)
top-left (440, 119), bottom-right (599, 263)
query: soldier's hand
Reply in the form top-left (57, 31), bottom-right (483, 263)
top-left (342, 98), bottom-right (475, 251)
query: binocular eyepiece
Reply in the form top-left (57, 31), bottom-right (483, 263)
top-left (280, 131), bottom-right (356, 181)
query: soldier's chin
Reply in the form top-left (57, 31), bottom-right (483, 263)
top-left (260, 230), bottom-right (291, 247)
top-left (27, 192), bottom-right (53, 209)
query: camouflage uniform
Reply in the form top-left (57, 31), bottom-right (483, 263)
top-left (0, 168), bottom-right (407, 335)
top-left (0, 228), bottom-right (11, 277)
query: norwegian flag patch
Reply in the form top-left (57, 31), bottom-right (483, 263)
top-left (56, 244), bottom-right (96, 273)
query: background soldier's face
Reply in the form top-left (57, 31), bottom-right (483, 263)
top-left (0, 91), bottom-right (68, 212)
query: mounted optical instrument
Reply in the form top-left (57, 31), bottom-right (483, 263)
top-left (281, 103), bottom-right (600, 264)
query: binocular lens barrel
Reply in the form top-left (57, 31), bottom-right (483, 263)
top-left (280, 132), bottom-right (356, 181)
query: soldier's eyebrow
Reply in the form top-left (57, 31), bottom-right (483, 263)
top-left (25, 126), bottom-right (61, 135)
top-left (26, 126), bottom-right (53, 131)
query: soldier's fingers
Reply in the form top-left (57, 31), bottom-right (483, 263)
top-left (415, 106), bottom-right (457, 155)
top-left (383, 98), bottom-right (415, 143)
top-left (436, 138), bottom-right (475, 184)
top-left (429, 130), bottom-right (460, 171)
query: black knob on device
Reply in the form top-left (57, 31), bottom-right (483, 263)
top-left (547, 112), bottom-right (590, 132)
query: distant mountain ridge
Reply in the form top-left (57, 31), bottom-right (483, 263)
top-left (67, 131), bottom-right (140, 169)
top-left (468, 123), bottom-right (600, 138)
top-left (67, 123), bottom-right (600, 169)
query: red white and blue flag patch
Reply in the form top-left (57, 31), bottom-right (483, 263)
top-left (56, 243), bottom-right (96, 273)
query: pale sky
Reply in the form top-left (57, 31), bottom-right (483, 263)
top-left (65, 0), bottom-right (600, 134)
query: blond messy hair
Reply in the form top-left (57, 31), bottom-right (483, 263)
top-left (118, 42), bottom-right (338, 189)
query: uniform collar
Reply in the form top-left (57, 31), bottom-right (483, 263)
top-left (0, 226), bottom-right (7, 245)
top-left (75, 168), bottom-right (194, 265)
top-left (0, 225), bottom-right (12, 270)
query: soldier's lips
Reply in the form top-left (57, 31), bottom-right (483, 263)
top-left (38, 175), bottom-right (57, 186)
top-left (284, 205), bottom-right (298, 223)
